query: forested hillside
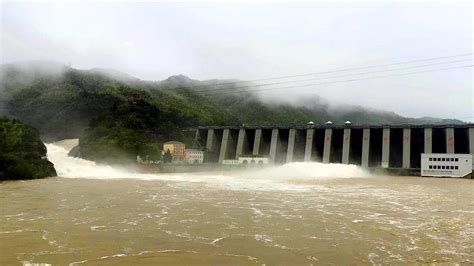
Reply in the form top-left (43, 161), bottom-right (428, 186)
top-left (0, 116), bottom-right (56, 180)
top-left (0, 62), bottom-right (464, 162)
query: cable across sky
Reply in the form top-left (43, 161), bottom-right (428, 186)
top-left (169, 53), bottom-right (472, 91)
top-left (190, 58), bottom-right (472, 94)
top-left (197, 64), bottom-right (473, 96)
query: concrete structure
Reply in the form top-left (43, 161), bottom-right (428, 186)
top-left (286, 129), bottom-right (296, 163)
top-left (218, 129), bottom-right (236, 163)
top-left (163, 141), bottom-right (186, 162)
top-left (222, 159), bottom-right (239, 165)
top-left (253, 129), bottom-right (262, 156)
top-left (361, 128), bottom-right (370, 167)
top-left (222, 157), bottom-right (269, 165)
top-left (471, 128), bottom-right (474, 168)
top-left (206, 129), bottom-right (219, 152)
top-left (421, 153), bottom-right (472, 177)
top-left (193, 124), bottom-right (474, 169)
top-left (381, 128), bottom-right (390, 168)
top-left (269, 129), bottom-right (279, 162)
top-left (235, 129), bottom-right (248, 159)
top-left (185, 149), bottom-right (204, 164)
top-left (238, 157), bottom-right (270, 165)
top-left (446, 128), bottom-right (455, 154)
top-left (402, 128), bottom-right (411, 169)
top-left (322, 128), bottom-right (332, 164)
top-left (304, 129), bottom-right (314, 162)
top-left (424, 128), bottom-right (432, 153)
top-left (342, 128), bottom-right (351, 164)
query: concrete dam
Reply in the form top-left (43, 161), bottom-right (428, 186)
top-left (194, 124), bottom-right (474, 169)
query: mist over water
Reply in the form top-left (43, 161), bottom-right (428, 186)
top-left (45, 140), bottom-right (371, 191)
top-left (252, 162), bottom-right (370, 179)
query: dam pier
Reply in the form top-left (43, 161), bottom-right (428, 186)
top-left (194, 124), bottom-right (474, 170)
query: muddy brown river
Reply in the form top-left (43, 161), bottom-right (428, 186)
top-left (0, 142), bottom-right (473, 265)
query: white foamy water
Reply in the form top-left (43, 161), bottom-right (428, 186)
top-left (45, 142), bottom-right (137, 179)
top-left (45, 140), bottom-right (371, 191)
top-left (251, 161), bottom-right (370, 179)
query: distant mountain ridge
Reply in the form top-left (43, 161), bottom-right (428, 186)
top-left (89, 68), bottom-right (140, 83)
top-left (0, 61), bottom-right (465, 142)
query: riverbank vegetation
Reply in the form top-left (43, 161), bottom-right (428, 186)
top-left (0, 116), bottom-right (56, 180)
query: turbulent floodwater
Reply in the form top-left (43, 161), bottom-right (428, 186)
top-left (1, 141), bottom-right (473, 265)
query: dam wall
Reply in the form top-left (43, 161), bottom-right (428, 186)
top-left (194, 124), bottom-right (474, 169)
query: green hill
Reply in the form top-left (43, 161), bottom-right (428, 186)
top-left (0, 116), bottom-right (57, 180)
top-left (0, 62), bottom-right (465, 163)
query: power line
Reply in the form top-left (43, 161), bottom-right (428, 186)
top-left (455, 115), bottom-right (474, 120)
top-left (166, 52), bottom-right (472, 90)
top-left (191, 58), bottom-right (472, 94)
top-left (199, 64), bottom-right (473, 96)
top-left (205, 64), bottom-right (473, 96)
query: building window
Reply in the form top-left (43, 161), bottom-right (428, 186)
top-left (455, 158), bottom-right (459, 162)
top-left (455, 166), bottom-right (459, 170)
top-left (429, 158), bottom-right (432, 161)
top-left (429, 165), bottom-right (432, 169)
top-left (450, 166), bottom-right (454, 170)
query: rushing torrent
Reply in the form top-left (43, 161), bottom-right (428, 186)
top-left (45, 140), bottom-right (372, 190)
top-left (0, 140), bottom-right (472, 265)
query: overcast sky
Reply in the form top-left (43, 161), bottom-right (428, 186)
top-left (1, 2), bottom-right (472, 120)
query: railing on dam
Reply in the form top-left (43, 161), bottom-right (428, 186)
top-left (193, 124), bottom-right (474, 169)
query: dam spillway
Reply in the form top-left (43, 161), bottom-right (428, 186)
top-left (194, 124), bottom-right (474, 169)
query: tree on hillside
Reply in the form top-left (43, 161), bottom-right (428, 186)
top-left (162, 149), bottom-right (172, 163)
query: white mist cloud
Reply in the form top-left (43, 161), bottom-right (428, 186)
top-left (1, 2), bottom-right (472, 120)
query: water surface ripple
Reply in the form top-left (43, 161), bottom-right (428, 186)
top-left (0, 142), bottom-right (473, 265)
